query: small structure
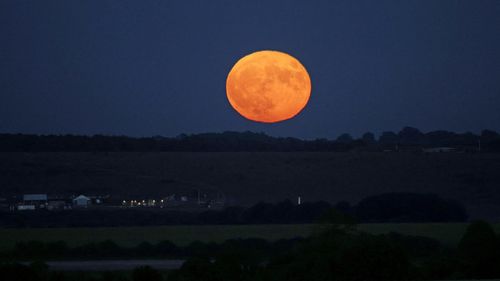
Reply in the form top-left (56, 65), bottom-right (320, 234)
top-left (89, 195), bottom-right (109, 205)
top-left (23, 194), bottom-right (48, 209)
top-left (423, 147), bottom-right (456, 153)
top-left (17, 205), bottom-right (36, 211)
top-left (48, 200), bottom-right (67, 210)
top-left (23, 194), bottom-right (48, 202)
top-left (0, 197), bottom-right (8, 209)
top-left (73, 195), bottom-right (91, 208)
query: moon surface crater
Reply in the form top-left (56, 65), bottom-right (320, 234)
top-left (226, 50), bottom-right (311, 123)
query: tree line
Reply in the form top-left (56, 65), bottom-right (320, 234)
top-left (1, 220), bottom-right (499, 281)
top-left (0, 237), bottom-right (302, 262)
top-left (0, 193), bottom-right (467, 228)
top-left (1, 127), bottom-right (500, 152)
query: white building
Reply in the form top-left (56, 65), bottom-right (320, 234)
top-left (73, 195), bottom-right (91, 207)
top-left (17, 205), bottom-right (36, 211)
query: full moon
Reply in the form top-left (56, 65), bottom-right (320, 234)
top-left (226, 50), bottom-right (311, 123)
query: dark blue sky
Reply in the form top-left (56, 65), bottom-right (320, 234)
top-left (1, 0), bottom-right (499, 139)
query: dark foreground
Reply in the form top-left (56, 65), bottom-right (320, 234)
top-left (2, 221), bottom-right (500, 281)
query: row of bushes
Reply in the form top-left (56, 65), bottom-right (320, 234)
top-left (1, 237), bottom-right (303, 261)
top-left (0, 263), bottom-right (162, 281)
top-left (171, 221), bottom-right (500, 281)
top-left (2, 128), bottom-right (500, 152)
top-left (2, 221), bottom-right (500, 281)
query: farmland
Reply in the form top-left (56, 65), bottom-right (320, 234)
top-left (1, 223), bottom-right (499, 251)
top-left (1, 151), bottom-right (500, 220)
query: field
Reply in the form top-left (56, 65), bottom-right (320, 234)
top-left (1, 223), bottom-right (499, 251)
top-left (0, 224), bottom-right (311, 250)
top-left (1, 152), bottom-right (500, 220)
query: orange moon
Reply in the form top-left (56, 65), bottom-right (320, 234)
top-left (226, 50), bottom-right (311, 123)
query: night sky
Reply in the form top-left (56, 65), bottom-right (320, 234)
top-left (1, 0), bottom-right (499, 139)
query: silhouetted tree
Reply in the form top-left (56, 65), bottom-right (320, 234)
top-left (398, 126), bottom-right (425, 145)
top-left (356, 193), bottom-right (467, 222)
top-left (335, 234), bottom-right (410, 281)
top-left (132, 266), bottom-right (163, 281)
top-left (156, 240), bottom-right (179, 256)
top-left (172, 257), bottom-right (217, 281)
top-left (425, 130), bottom-right (457, 146)
top-left (481, 129), bottom-right (499, 141)
top-left (458, 220), bottom-right (500, 278)
top-left (481, 130), bottom-right (500, 152)
top-left (261, 228), bottom-right (411, 281)
top-left (0, 128), bottom-right (494, 152)
top-left (334, 200), bottom-right (353, 215)
top-left (0, 263), bottom-right (39, 281)
top-left (336, 133), bottom-right (353, 144)
top-left (362, 132), bottom-right (376, 144)
top-left (213, 256), bottom-right (244, 281)
top-left (379, 131), bottom-right (398, 147)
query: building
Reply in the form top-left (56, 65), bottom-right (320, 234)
top-left (89, 195), bottom-right (110, 205)
top-left (0, 197), bottom-right (9, 209)
top-left (23, 194), bottom-right (48, 201)
top-left (22, 194), bottom-right (48, 209)
top-left (73, 195), bottom-right (91, 208)
top-left (17, 205), bottom-right (36, 211)
top-left (422, 147), bottom-right (456, 153)
top-left (47, 200), bottom-right (68, 210)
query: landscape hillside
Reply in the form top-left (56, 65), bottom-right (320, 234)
top-left (1, 151), bottom-right (499, 220)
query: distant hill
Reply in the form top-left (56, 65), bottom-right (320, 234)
top-left (1, 128), bottom-right (499, 220)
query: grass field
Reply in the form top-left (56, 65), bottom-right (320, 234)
top-left (0, 224), bottom-right (312, 250)
top-left (1, 223), bottom-right (499, 250)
